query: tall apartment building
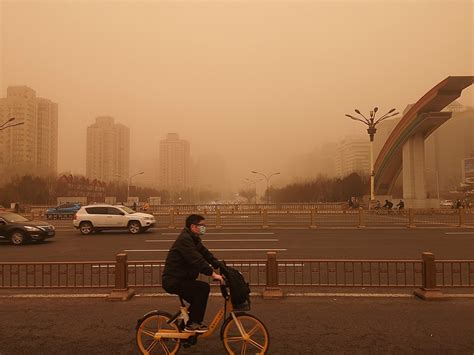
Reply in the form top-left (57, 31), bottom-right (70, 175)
top-left (86, 116), bottom-right (130, 183)
top-left (0, 86), bottom-right (58, 183)
top-left (158, 133), bottom-right (190, 191)
top-left (335, 136), bottom-right (370, 178)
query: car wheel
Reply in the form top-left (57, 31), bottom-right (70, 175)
top-left (10, 230), bottom-right (27, 245)
top-left (79, 222), bottom-right (94, 235)
top-left (128, 221), bottom-right (141, 234)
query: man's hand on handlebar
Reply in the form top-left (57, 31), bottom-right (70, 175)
top-left (211, 271), bottom-right (224, 284)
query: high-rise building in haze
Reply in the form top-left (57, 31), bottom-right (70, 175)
top-left (86, 116), bottom-right (130, 183)
top-left (335, 136), bottom-right (370, 178)
top-left (159, 133), bottom-right (190, 191)
top-left (0, 86), bottom-right (58, 184)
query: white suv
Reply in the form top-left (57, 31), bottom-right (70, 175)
top-left (73, 204), bottom-right (156, 235)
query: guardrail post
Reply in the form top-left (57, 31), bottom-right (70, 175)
top-left (458, 208), bottom-right (465, 227)
top-left (263, 252), bottom-right (283, 299)
top-left (358, 207), bottom-right (365, 228)
top-left (108, 253), bottom-right (135, 301)
top-left (216, 208), bottom-right (222, 229)
top-left (31, 211), bottom-right (35, 220)
top-left (262, 209), bottom-right (269, 229)
top-left (414, 252), bottom-right (445, 301)
top-left (309, 208), bottom-right (317, 229)
top-left (168, 208), bottom-right (175, 229)
top-left (408, 208), bottom-right (416, 228)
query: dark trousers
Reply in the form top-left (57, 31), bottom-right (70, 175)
top-left (163, 279), bottom-right (210, 324)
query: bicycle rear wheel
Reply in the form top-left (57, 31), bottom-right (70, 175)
top-left (136, 311), bottom-right (181, 354)
top-left (221, 313), bottom-right (269, 354)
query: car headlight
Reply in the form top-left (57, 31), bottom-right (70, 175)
top-left (145, 216), bottom-right (154, 220)
top-left (25, 226), bottom-right (40, 232)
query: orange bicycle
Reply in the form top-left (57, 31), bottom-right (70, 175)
top-left (136, 282), bottom-right (270, 354)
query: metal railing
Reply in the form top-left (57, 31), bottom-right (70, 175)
top-left (276, 259), bottom-right (422, 287)
top-left (436, 260), bottom-right (474, 287)
top-left (26, 206), bottom-right (472, 229)
top-left (0, 261), bottom-right (115, 288)
top-left (162, 208), bottom-right (470, 229)
top-left (1, 252), bottom-right (472, 301)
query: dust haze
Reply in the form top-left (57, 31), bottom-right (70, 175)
top-left (1, 0), bottom-right (473, 193)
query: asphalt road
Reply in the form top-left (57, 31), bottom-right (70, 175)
top-left (0, 296), bottom-right (473, 354)
top-left (1, 227), bottom-right (474, 262)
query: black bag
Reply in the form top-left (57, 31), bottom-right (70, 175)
top-left (221, 265), bottom-right (251, 311)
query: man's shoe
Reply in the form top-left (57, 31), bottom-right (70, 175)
top-left (184, 322), bottom-right (208, 333)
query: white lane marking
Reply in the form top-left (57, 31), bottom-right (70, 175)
top-left (445, 232), bottom-right (474, 235)
top-left (161, 232), bottom-right (275, 235)
top-left (123, 248), bottom-right (287, 252)
top-left (145, 239), bottom-right (279, 242)
top-left (0, 294), bottom-right (109, 298)
top-left (285, 293), bottom-right (414, 298)
top-left (90, 262), bottom-right (300, 268)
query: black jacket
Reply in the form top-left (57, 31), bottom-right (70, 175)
top-left (162, 228), bottom-right (220, 285)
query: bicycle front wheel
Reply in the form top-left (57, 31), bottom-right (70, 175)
top-left (136, 311), bottom-right (181, 354)
top-left (221, 313), bottom-right (270, 354)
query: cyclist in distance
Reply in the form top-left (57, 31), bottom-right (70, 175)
top-left (383, 199), bottom-right (394, 210)
top-left (396, 199), bottom-right (405, 211)
top-left (162, 214), bottom-right (224, 333)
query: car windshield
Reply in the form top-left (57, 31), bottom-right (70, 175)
top-left (0, 212), bottom-right (29, 223)
top-left (119, 206), bottom-right (135, 214)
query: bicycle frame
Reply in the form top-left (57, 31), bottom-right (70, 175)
top-left (152, 297), bottom-right (233, 341)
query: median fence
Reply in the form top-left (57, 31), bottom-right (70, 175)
top-left (27, 204), bottom-right (472, 228)
top-left (1, 252), bottom-right (472, 301)
top-left (156, 208), bottom-right (472, 229)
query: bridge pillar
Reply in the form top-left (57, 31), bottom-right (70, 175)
top-left (402, 133), bottom-right (438, 208)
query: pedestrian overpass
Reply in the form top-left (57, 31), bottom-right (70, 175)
top-left (374, 76), bottom-right (474, 207)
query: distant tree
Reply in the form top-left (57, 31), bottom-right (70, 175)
top-left (270, 173), bottom-right (368, 203)
top-left (238, 188), bottom-right (256, 203)
top-left (0, 175), bottom-right (51, 205)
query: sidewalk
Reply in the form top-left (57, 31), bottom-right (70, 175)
top-left (1, 295), bottom-right (473, 354)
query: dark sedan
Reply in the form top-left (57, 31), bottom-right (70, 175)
top-left (0, 212), bottom-right (55, 245)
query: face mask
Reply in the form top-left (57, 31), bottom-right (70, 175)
top-left (198, 225), bottom-right (206, 235)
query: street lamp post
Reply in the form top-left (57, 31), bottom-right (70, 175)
top-left (0, 117), bottom-right (24, 131)
top-left (127, 171), bottom-right (144, 202)
top-left (345, 107), bottom-right (399, 202)
top-left (251, 171), bottom-right (280, 204)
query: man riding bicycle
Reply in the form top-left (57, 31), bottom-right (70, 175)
top-left (162, 214), bottom-right (224, 333)
top-left (396, 200), bottom-right (405, 211)
top-left (383, 200), bottom-right (394, 210)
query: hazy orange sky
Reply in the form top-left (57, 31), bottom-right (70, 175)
top-left (1, 0), bottom-right (473, 188)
